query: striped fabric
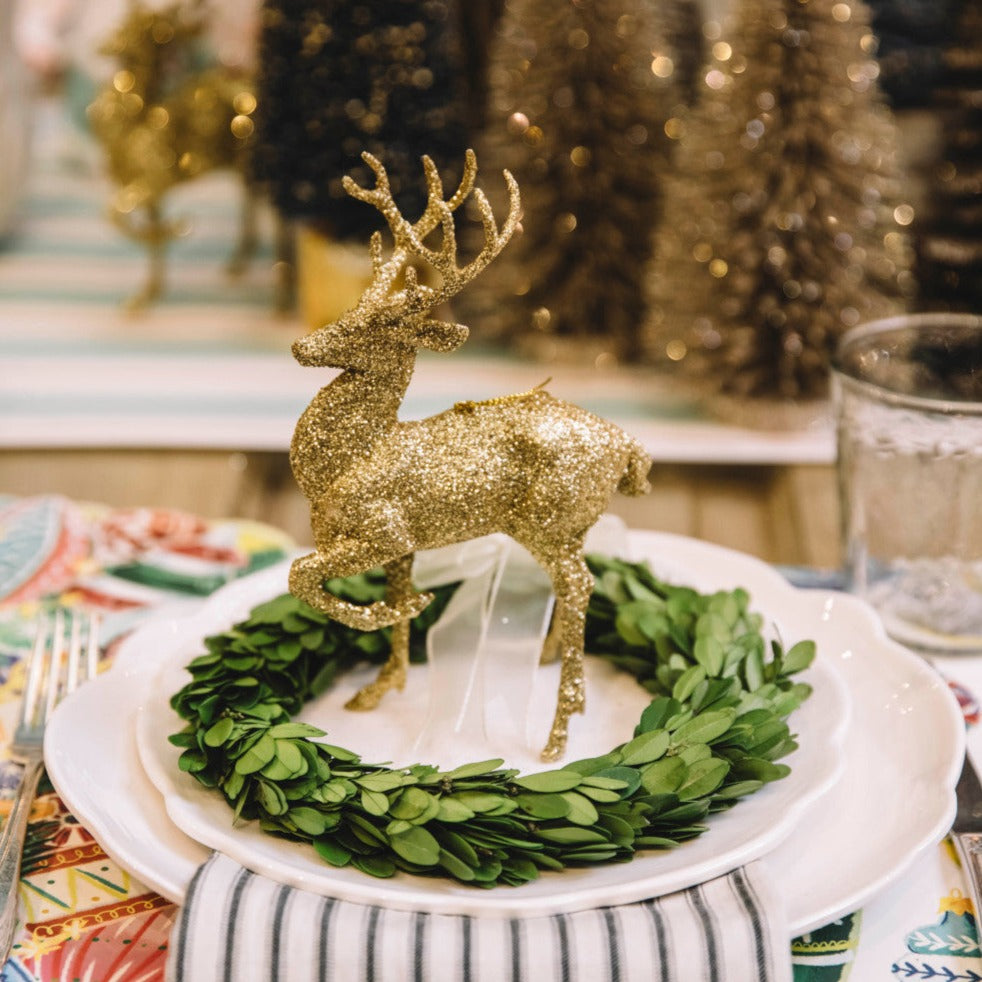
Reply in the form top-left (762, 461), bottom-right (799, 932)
top-left (165, 853), bottom-right (790, 982)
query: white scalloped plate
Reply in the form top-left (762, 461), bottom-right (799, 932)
top-left (44, 532), bottom-right (961, 932)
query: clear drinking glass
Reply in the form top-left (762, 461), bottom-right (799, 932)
top-left (832, 313), bottom-right (982, 652)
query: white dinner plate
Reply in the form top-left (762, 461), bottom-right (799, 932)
top-left (137, 532), bottom-right (846, 916)
top-left (44, 532), bottom-right (962, 933)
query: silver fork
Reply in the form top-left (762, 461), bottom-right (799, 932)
top-left (0, 610), bottom-right (99, 962)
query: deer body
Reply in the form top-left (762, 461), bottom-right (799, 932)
top-left (299, 389), bottom-right (647, 565)
top-left (288, 151), bottom-right (650, 760)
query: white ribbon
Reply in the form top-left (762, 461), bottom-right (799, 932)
top-left (410, 516), bottom-right (629, 761)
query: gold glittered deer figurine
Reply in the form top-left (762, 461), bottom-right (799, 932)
top-left (87, 0), bottom-right (259, 309)
top-left (289, 150), bottom-right (651, 761)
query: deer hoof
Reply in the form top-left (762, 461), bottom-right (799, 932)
top-left (540, 732), bottom-right (567, 762)
top-left (345, 684), bottom-right (385, 711)
top-left (540, 715), bottom-right (570, 761)
top-left (344, 661), bottom-right (407, 711)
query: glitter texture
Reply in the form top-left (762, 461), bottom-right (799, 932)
top-left (460, 0), bottom-right (699, 364)
top-left (288, 151), bottom-right (651, 760)
top-left (643, 0), bottom-right (915, 405)
top-left (87, 1), bottom-right (257, 307)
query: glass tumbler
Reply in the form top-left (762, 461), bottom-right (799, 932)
top-left (832, 313), bottom-right (982, 652)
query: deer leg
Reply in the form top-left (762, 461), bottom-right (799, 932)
top-left (289, 551), bottom-right (432, 630)
top-left (127, 202), bottom-right (167, 311)
top-left (346, 553), bottom-right (415, 711)
top-left (537, 546), bottom-right (593, 762)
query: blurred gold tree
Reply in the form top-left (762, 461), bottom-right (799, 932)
top-left (644, 0), bottom-right (916, 408)
top-left (463, 0), bottom-right (696, 363)
top-left (914, 0), bottom-right (982, 310)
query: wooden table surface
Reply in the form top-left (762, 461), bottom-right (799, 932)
top-left (0, 448), bottom-right (842, 570)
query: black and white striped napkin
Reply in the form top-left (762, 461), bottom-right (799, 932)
top-left (165, 853), bottom-right (790, 982)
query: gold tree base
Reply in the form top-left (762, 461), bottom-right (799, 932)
top-left (296, 227), bottom-right (374, 330)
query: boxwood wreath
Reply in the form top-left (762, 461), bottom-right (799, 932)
top-left (169, 555), bottom-right (816, 887)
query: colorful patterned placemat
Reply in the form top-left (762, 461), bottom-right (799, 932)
top-left (0, 493), bottom-right (293, 981)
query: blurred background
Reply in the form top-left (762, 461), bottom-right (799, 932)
top-left (0, 0), bottom-right (974, 567)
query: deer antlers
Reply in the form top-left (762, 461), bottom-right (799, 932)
top-left (344, 150), bottom-right (521, 314)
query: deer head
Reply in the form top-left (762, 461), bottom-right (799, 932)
top-left (291, 150), bottom-right (520, 371)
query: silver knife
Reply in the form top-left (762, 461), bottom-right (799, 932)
top-left (952, 753), bottom-right (982, 918)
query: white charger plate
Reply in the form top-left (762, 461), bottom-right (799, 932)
top-left (44, 532), bottom-right (962, 933)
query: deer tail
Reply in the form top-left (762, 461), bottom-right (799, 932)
top-left (617, 440), bottom-right (651, 497)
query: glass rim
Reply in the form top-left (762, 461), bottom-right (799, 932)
top-left (831, 312), bottom-right (982, 414)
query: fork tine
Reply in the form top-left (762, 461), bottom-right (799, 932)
top-left (66, 611), bottom-right (80, 695)
top-left (84, 611), bottom-right (100, 683)
top-left (22, 616), bottom-right (49, 729)
top-left (43, 609), bottom-right (65, 723)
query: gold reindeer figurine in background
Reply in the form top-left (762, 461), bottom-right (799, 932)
top-left (87, 1), bottom-right (258, 309)
top-left (289, 150), bottom-right (651, 761)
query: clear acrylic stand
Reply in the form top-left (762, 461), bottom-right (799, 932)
top-left (410, 516), bottom-right (629, 762)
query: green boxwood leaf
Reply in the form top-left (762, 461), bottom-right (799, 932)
top-left (640, 757), bottom-right (686, 794)
top-left (672, 709), bottom-right (737, 747)
top-left (352, 855), bottom-right (397, 878)
top-left (513, 770), bottom-right (582, 793)
top-left (360, 789), bottom-right (390, 816)
top-left (389, 787), bottom-right (436, 821)
top-left (256, 779), bottom-right (288, 815)
top-left (234, 739), bottom-right (275, 775)
top-left (576, 785), bottom-right (622, 804)
top-left (435, 798), bottom-right (475, 823)
top-left (619, 729), bottom-right (670, 766)
top-left (537, 827), bottom-right (609, 846)
top-left (561, 791), bottom-right (600, 826)
top-left (358, 772), bottom-right (411, 793)
top-left (178, 749), bottom-right (208, 773)
top-left (636, 698), bottom-right (683, 734)
top-left (438, 849), bottom-right (477, 881)
top-left (260, 757), bottom-right (297, 781)
top-left (269, 722), bottom-right (327, 739)
top-left (782, 640), bottom-right (816, 675)
top-left (677, 758), bottom-right (730, 800)
top-left (452, 791), bottom-right (510, 813)
top-left (290, 807), bottom-right (329, 836)
top-left (275, 740), bottom-right (305, 774)
top-left (693, 636), bottom-right (725, 676)
top-left (436, 829), bottom-right (480, 867)
top-left (446, 759), bottom-right (506, 780)
top-left (313, 837), bottom-right (352, 867)
top-left (671, 665), bottom-right (707, 703)
top-left (203, 716), bottom-right (234, 747)
top-left (389, 826), bottom-right (441, 866)
top-left (732, 758), bottom-right (791, 783)
top-left (514, 793), bottom-right (570, 820)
